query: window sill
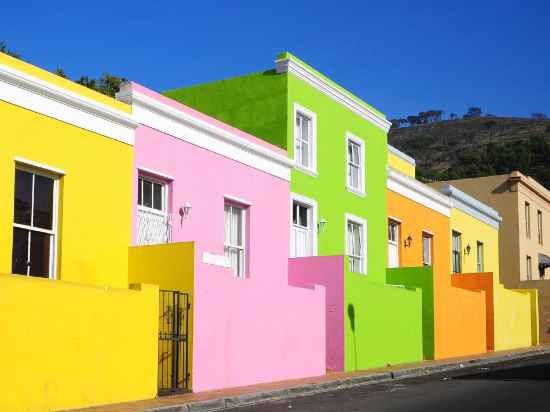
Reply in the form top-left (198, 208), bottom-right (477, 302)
top-left (346, 186), bottom-right (366, 197)
top-left (295, 165), bottom-right (319, 177)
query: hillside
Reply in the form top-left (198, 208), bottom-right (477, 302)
top-left (388, 117), bottom-right (550, 188)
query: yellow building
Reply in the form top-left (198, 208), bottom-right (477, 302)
top-left (433, 184), bottom-right (538, 351)
top-left (0, 52), bottom-right (158, 411)
top-left (388, 144), bottom-right (416, 177)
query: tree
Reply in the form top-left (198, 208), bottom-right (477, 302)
top-left (464, 107), bottom-right (482, 119)
top-left (407, 115), bottom-right (420, 126)
top-left (449, 113), bottom-right (458, 120)
top-left (532, 112), bottom-right (547, 120)
top-left (0, 41), bottom-right (21, 59)
top-left (97, 74), bottom-right (126, 98)
top-left (76, 76), bottom-right (98, 91)
top-left (390, 119), bottom-right (401, 129)
top-left (54, 68), bottom-right (67, 78)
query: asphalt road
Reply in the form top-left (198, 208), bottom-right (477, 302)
top-left (228, 354), bottom-right (550, 411)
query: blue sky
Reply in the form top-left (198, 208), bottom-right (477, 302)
top-left (3, 0), bottom-right (549, 119)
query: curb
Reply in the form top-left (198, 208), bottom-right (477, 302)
top-left (144, 347), bottom-right (550, 412)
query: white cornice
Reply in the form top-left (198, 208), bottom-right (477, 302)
top-left (388, 145), bottom-right (416, 166)
top-left (439, 185), bottom-right (502, 229)
top-left (276, 57), bottom-right (392, 133)
top-left (0, 63), bottom-right (137, 145)
top-left (118, 87), bottom-right (294, 181)
top-left (387, 168), bottom-right (452, 217)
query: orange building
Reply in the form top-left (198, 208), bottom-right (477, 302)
top-left (387, 146), bottom-right (493, 359)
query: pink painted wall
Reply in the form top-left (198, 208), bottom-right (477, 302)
top-left (289, 256), bottom-right (345, 372)
top-left (129, 83), bottom-right (326, 391)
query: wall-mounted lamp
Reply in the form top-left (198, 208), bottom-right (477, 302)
top-left (179, 201), bottom-right (192, 223)
top-left (465, 244), bottom-right (472, 255)
top-left (318, 218), bottom-right (328, 233)
top-left (404, 235), bottom-right (413, 248)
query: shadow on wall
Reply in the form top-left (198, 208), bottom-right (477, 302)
top-left (348, 304), bottom-right (357, 371)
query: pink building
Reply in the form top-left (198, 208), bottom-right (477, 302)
top-left (118, 83), bottom-right (326, 392)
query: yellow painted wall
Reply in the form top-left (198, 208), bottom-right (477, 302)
top-left (388, 151), bottom-right (415, 178)
top-left (0, 99), bottom-right (133, 288)
top-left (0, 52), bottom-right (130, 113)
top-left (129, 242), bottom-right (195, 388)
top-left (451, 208), bottom-right (535, 350)
top-left (0, 273), bottom-right (158, 412)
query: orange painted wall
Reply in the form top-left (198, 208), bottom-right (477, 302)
top-left (387, 189), bottom-right (488, 359)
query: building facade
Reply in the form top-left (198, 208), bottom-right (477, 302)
top-left (118, 82), bottom-right (326, 392)
top-left (164, 52), bottom-right (425, 371)
top-left (431, 173), bottom-right (546, 344)
top-left (387, 147), bottom-right (491, 359)
top-left (0, 52), bottom-right (158, 412)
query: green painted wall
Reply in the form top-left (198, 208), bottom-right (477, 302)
top-left (164, 70), bottom-right (288, 149)
top-left (346, 264), bottom-right (424, 370)
top-left (164, 53), bottom-right (425, 371)
top-left (387, 266), bottom-right (435, 360)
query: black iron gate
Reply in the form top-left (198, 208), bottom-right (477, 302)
top-left (158, 289), bottom-right (190, 395)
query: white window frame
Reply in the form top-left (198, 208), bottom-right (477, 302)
top-left (476, 241), bottom-right (484, 272)
top-left (293, 103), bottom-right (318, 176)
top-left (345, 132), bottom-right (366, 196)
top-left (289, 193), bottom-right (318, 257)
top-left (137, 175), bottom-right (169, 217)
top-left (452, 230), bottom-right (462, 273)
top-left (525, 202), bottom-right (531, 239)
top-left (537, 210), bottom-right (543, 246)
top-left (13, 162), bottom-right (61, 280)
top-left (224, 202), bottom-right (247, 279)
top-left (345, 213), bottom-right (368, 275)
top-left (422, 231), bottom-right (433, 266)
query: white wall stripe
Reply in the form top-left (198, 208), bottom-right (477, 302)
top-left (0, 63), bottom-right (137, 145)
top-left (276, 57), bottom-right (392, 133)
top-left (119, 87), bottom-right (294, 181)
top-left (387, 168), bottom-right (452, 217)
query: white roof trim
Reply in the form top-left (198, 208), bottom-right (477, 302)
top-left (117, 90), bottom-right (295, 181)
top-left (388, 145), bottom-right (416, 166)
top-left (275, 57), bottom-right (392, 133)
top-left (118, 88), bottom-right (294, 181)
top-left (138, 166), bottom-right (175, 181)
top-left (15, 156), bottom-right (66, 175)
top-left (387, 168), bottom-right (452, 217)
top-left (0, 62), bottom-right (137, 145)
top-left (439, 185), bottom-right (502, 229)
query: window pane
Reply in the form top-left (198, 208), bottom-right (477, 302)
top-left (33, 175), bottom-right (54, 230)
top-left (299, 205), bottom-right (308, 227)
top-left (224, 205), bottom-right (231, 244)
top-left (301, 141), bottom-right (309, 167)
top-left (138, 178), bottom-right (143, 205)
top-left (29, 231), bottom-right (51, 278)
top-left (12, 227), bottom-right (29, 275)
top-left (153, 183), bottom-right (163, 211)
top-left (423, 235), bottom-right (431, 265)
top-left (300, 115), bottom-right (309, 144)
top-left (14, 170), bottom-right (33, 225)
top-left (142, 180), bottom-right (152, 208)
top-left (353, 144), bottom-right (360, 163)
top-left (234, 207), bottom-right (243, 246)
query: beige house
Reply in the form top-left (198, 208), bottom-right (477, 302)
top-left (430, 172), bottom-right (550, 343)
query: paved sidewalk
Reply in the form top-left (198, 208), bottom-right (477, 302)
top-left (64, 345), bottom-right (550, 412)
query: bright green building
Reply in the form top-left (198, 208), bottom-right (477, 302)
top-left (165, 52), bottom-right (424, 371)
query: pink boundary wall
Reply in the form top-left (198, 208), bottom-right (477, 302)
top-left (289, 256), bottom-right (345, 372)
top-left (129, 83), bottom-right (326, 391)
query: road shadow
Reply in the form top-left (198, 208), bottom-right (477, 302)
top-left (455, 362), bottom-right (550, 381)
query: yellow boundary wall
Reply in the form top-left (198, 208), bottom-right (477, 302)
top-left (0, 274), bottom-right (158, 412)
